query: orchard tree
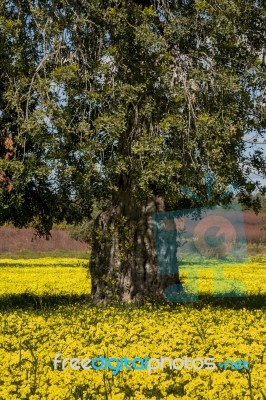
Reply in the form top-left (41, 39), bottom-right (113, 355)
top-left (0, 0), bottom-right (266, 303)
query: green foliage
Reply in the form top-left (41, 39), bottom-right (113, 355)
top-left (69, 203), bottom-right (103, 244)
top-left (0, 0), bottom-right (266, 236)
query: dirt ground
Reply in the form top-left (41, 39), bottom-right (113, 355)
top-left (0, 226), bottom-right (89, 253)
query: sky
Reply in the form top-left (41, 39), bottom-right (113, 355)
top-left (243, 131), bottom-right (266, 187)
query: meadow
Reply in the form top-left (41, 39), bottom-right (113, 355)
top-left (0, 256), bottom-right (265, 400)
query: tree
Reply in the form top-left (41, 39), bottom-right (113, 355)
top-left (0, 0), bottom-right (266, 304)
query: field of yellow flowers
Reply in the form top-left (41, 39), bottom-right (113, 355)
top-left (0, 257), bottom-right (265, 400)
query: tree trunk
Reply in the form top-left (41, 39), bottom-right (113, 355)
top-left (89, 194), bottom-right (182, 305)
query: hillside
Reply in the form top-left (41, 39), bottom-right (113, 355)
top-left (0, 209), bottom-right (264, 255)
top-left (0, 225), bottom-right (89, 255)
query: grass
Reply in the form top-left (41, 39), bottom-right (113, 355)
top-left (0, 249), bottom-right (90, 259)
top-left (0, 243), bottom-right (264, 260)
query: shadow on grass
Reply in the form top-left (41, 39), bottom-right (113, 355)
top-left (0, 292), bottom-right (265, 312)
top-left (0, 293), bottom-right (92, 312)
top-left (172, 293), bottom-right (265, 311)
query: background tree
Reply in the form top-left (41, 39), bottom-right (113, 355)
top-left (0, 0), bottom-right (266, 303)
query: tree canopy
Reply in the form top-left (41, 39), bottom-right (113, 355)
top-left (1, 0), bottom-right (266, 302)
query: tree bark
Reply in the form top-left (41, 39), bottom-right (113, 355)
top-left (89, 194), bottom-right (181, 305)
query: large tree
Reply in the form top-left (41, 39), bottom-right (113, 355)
top-left (0, 0), bottom-right (266, 303)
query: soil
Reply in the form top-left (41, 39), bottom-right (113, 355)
top-left (0, 226), bottom-right (89, 253)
